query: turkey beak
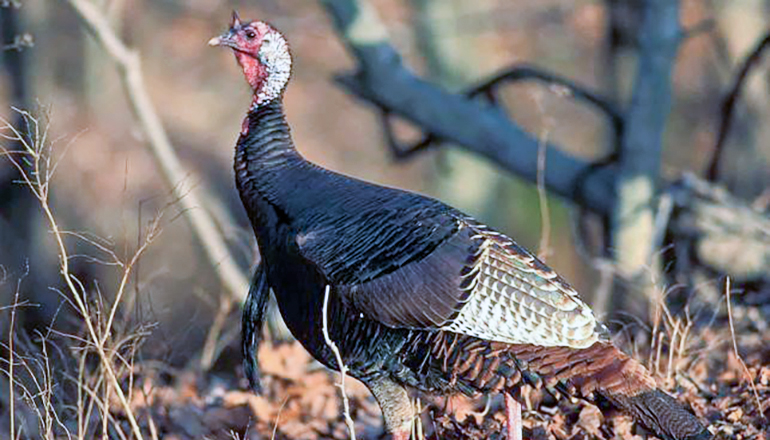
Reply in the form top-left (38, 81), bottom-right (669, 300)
top-left (208, 30), bottom-right (237, 49)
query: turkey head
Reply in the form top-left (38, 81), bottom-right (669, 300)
top-left (209, 12), bottom-right (291, 107)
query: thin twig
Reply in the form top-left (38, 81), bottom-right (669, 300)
top-left (677, 309), bottom-right (693, 377)
top-left (725, 277), bottom-right (765, 422)
top-left (72, 373), bottom-right (129, 440)
top-left (467, 65), bottom-right (623, 127)
top-left (102, 210), bottom-right (162, 347)
top-left (270, 396), bottom-right (290, 440)
top-left (62, 0), bottom-right (249, 303)
top-left (8, 271), bottom-right (26, 440)
top-left (146, 410), bottom-right (159, 440)
top-left (707, 31), bottom-right (770, 181)
top-left (77, 344), bottom-right (87, 438)
top-left (321, 285), bottom-right (356, 440)
top-left (378, 109), bottom-right (436, 160)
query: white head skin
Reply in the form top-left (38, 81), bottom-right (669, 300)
top-left (209, 13), bottom-right (291, 107)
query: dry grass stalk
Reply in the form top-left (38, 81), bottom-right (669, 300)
top-left (725, 277), bottom-right (765, 422)
top-left (1, 109), bottom-right (159, 439)
top-left (7, 271), bottom-right (25, 440)
top-left (646, 280), bottom-right (697, 385)
top-left (270, 396), bottom-right (290, 440)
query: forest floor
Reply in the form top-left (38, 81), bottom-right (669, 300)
top-left (98, 307), bottom-right (768, 440)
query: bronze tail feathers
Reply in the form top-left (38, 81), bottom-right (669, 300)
top-left (412, 333), bottom-right (711, 439)
top-left (567, 342), bottom-right (710, 440)
top-left (510, 341), bottom-right (710, 440)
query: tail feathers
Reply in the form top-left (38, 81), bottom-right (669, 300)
top-left (417, 334), bottom-right (710, 439)
top-left (510, 341), bottom-right (710, 440)
top-left (578, 344), bottom-right (710, 440)
top-left (242, 264), bottom-right (271, 394)
top-left (609, 389), bottom-right (711, 440)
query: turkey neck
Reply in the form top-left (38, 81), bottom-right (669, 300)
top-left (234, 97), bottom-right (326, 357)
top-left (234, 98), bottom-right (309, 232)
top-left (235, 98), bottom-right (303, 183)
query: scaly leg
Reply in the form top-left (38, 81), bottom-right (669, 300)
top-left (365, 378), bottom-right (414, 440)
top-left (505, 392), bottom-right (523, 440)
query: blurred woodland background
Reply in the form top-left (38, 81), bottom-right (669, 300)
top-left (1, 0), bottom-right (769, 439)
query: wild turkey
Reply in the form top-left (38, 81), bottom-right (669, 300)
top-left (209, 14), bottom-right (710, 440)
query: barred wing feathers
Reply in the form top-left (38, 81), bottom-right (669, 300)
top-left (443, 224), bottom-right (601, 349)
top-left (297, 207), bottom-right (601, 349)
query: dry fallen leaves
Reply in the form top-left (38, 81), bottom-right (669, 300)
top-left (95, 305), bottom-right (770, 440)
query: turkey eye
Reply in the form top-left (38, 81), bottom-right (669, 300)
top-left (245, 30), bottom-right (256, 40)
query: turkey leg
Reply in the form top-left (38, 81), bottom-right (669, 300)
top-left (505, 392), bottom-right (523, 440)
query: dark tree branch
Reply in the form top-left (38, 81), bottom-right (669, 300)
top-left (379, 64), bottom-right (624, 163)
top-left (323, 0), bottom-right (618, 215)
top-left (707, 31), bottom-right (770, 182)
top-left (465, 65), bottom-right (624, 130)
top-left (320, 0), bottom-right (770, 289)
top-left (378, 109), bottom-right (438, 160)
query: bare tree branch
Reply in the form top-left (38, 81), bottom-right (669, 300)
top-left (321, 0), bottom-right (618, 215)
top-left (320, 0), bottom-right (770, 291)
top-left (707, 31), bottom-right (770, 182)
top-left (466, 65), bottom-right (624, 129)
top-left (381, 64), bottom-right (624, 162)
top-left (62, 0), bottom-right (249, 302)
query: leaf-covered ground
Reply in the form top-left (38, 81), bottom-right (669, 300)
top-left (117, 314), bottom-right (769, 440)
